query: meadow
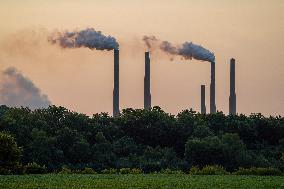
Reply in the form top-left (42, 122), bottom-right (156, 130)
top-left (1, 174), bottom-right (284, 189)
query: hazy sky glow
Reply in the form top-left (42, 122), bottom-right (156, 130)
top-left (0, 0), bottom-right (283, 116)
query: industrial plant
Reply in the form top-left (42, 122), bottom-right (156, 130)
top-left (111, 49), bottom-right (237, 117)
top-left (48, 28), bottom-right (236, 116)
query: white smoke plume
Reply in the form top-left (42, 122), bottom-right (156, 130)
top-left (177, 42), bottom-right (215, 62)
top-left (0, 67), bottom-right (51, 109)
top-left (49, 28), bottom-right (119, 50)
top-left (143, 35), bottom-right (215, 62)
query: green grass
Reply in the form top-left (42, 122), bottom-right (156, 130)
top-left (0, 174), bottom-right (284, 189)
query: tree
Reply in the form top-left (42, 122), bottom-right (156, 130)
top-left (141, 146), bottom-right (180, 172)
top-left (114, 136), bottom-right (139, 157)
top-left (0, 132), bottom-right (22, 174)
top-left (185, 133), bottom-right (252, 170)
top-left (92, 132), bottom-right (116, 169)
top-left (0, 105), bottom-right (283, 172)
top-left (185, 136), bottom-right (223, 167)
top-left (27, 128), bottom-right (63, 168)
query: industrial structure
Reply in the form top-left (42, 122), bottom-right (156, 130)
top-left (229, 58), bottom-right (236, 115)
top-left (111, 49), bottom-right (237, 116)
top-left (144, 51), bottom-right (151, 110)
top-left (210, 62), bottom-right (216, 113)
top-left (201, 85), bottom-right (206, 114)
top-left (113, 49), bottom-right (120, 117)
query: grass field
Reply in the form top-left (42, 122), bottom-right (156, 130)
top-left (1, 174), bottom-right (284, 189)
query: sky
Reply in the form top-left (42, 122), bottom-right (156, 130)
top-left (0, 0), bottom-right (283, 116)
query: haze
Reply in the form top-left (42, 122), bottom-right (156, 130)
top-left (0, 0), bottom-right (283, 116)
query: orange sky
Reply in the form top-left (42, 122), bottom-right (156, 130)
top-left (0, 0), bottom-right (283, 116)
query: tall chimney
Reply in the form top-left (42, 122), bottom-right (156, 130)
top-left (113, 49), bottom-right (119, 117)
top-left (229, 58), bottom-right (236, 115)
top-left (144, 51), bottom-right (151, 110)
top-left (201, 85), bottom-right (206, 114)
top-left (210, 61), bottom-right (216, 113)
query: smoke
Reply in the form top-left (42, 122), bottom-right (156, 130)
top-left (178, 42), bottom-right (215, 62)
top-left (143, 35), bottom-right (215, 62)
top-left (0, 28), bottom-right (49, 60)
top-left (142, 35), bottom-right (157, 49)
top-left (160, 41), bottom-right (178, 55)
top-left (49, 28), bottom-right (119, 50)
top-left (0, 67), bottom-right (51, 109)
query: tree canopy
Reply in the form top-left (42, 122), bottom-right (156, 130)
top-left (0, 105), bottom-right (283, 173)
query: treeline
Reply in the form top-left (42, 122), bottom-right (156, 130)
top-left (0, 105), bottom-right (283, 174)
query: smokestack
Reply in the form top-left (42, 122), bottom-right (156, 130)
top-left (229, 58), bottom-right (236, 115)
top-left (201, 85), bottom-right (206, 114)
top-left (144, 51), bottom-right (151, 110)
top-left (113, 49), bottom-right (119, 117)
top-left (210, 61), bottom-right (216, 113)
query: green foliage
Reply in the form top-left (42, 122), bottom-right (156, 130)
top-left (92, 132), bottom-right (116, 169)
top-left (1, 174), bottom-right (284, 189)
top-left (114, 136), bottom-right (138, 157)
top-left (130, 168), bottom-right (143, 174)
top-left (119, 168), bottom-right (131, 174)
top-left (0, 132), bottom-right (22, 174)
top-left (141, 146), bottom-right (180, 172)
top-left (24, 162), bottom-right (47, 174)
top-left (79, 167), bottom-right (97, 174)
top-left (0, 105), bottom-right (283, 174)
top-left (189, 165), bottom-right (228, 175)
top-left (58, 166), bottom-right (72, 174)
top-left (161, 168), bottom-right (184, 174)
top-left (185, 133), bottom-right (253, 170)
top-left (198, 165), bottom-right (228, 175)
top-left (101, 168), bottom-right (117, 174)
top-left (188, 166), bottom-right (199, 175)
top-left (192, 124), bottom-right (213, 138)
top-left (118, 168), bottom-right (143, 174)
top-left (0, 167), bottom-right (11, 175)
top-left (28, 129), bottom-right (61, 168)
top-left (234, 167), bottom-right (282, 176)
